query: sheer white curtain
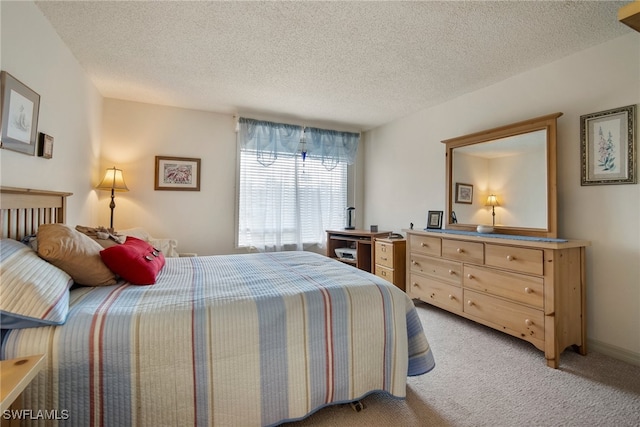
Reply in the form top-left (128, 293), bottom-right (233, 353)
top-left (237, 118), bottom-right (358, 252)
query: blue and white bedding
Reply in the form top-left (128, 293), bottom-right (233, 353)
top-left (1, 251), bottom-right (434, 426)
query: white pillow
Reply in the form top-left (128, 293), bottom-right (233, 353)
top-left (0, 239), bottom-right (73, 329)
top-left (147, 238), bottom-right (179, 258)
top-left (117, 227), bottom-right (151, 241)
top-left (119, 228), bottom-right (179, 258)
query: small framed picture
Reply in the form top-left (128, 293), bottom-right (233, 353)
top-left (155, 156), bottom-right (201, 191)
top-left (580, 104), bottom-right (636, 185)
top-left (38, 132), bottom-right (53, 159)
top-left (455, 183), bottom-right (473, 204)
top-left (427, 211), bottom-right (443, 229)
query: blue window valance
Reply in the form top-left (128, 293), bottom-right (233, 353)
top-left (238, 117), bottom-right (359, 168)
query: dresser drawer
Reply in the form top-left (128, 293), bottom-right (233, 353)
top-left (485, 244), bottom-right (543, 275)
top-left (375, 265), bottom-right (395, 284)
top-left (409, 274), bottom-right (463, 312)
top-left (442, 239), bottom-right (484, 264)
top-left (409, 254), bottom-right (462, 285)
top-left (464, 290), bottom-right (544, 340)
top-left (464, 265), bottom-right (544, 308)
top-left (375, 241), bottom-right (394, 268)
top-left (409, 235), bottom-right (441, 256)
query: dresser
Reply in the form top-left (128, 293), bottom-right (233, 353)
top-left (405, 229), bottom-right (589, 368)
top-left (374, 238), bottom-right (406, 291)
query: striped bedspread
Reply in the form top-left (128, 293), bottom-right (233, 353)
top-left (1, 251), bottom-right (434, 426)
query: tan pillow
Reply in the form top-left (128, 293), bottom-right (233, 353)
top-left (37, 224), bottom-right (117, 286)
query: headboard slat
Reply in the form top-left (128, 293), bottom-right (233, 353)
top-left (1, 187), bottom-right (72, 240)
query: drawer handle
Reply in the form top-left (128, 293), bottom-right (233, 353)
top-left (456, 248), bottom-right (464, 254)
top-left (524, 287), bottom-right (533, 294)
top-left (467, 300), bottom-right (474, 306)
top-left (381, 256), bottom-right (388, 261)
top-left (506, 255), bottom-right (515, 261)
top-left (420, 242), bottom-right (428, 247)
top-left (411, 260), bottom-right (418, 265)
top-left (467, 273), bottom-right (474, 280)
top-left (448, 294), bottom-right (455, 300)
top-left (413, 282), bottom-right (420, 288)
top-left (448, 269), bottom-right (455, 275)
top-left (525, 319), bottom-right (533, 326)
top-left (381, 271), bottom-right (387, 276)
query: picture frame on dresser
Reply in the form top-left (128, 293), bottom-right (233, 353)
top-left (0, 71), bottom-right (40, 156)
top-left (580, 104), bottom-right (636, 185)
top-left (426, 211), bottom-right (443, 229)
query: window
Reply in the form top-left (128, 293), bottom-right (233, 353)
top-left (238, 150), bottom-right (347, 251)
top-left (236, 117), bottom-right (359, 252)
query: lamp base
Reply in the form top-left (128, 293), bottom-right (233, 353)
top-left (477, 225), bottom-right (494, 233)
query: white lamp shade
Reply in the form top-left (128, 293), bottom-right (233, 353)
top-left (485, 194), bottom-right (499, 207)
top-left (97, 167), bottom-right (129, 192)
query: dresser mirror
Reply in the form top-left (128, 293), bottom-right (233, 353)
top-left (443, 112), bottom-right (562, 238)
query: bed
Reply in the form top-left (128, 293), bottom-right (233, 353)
top-left (0, 187), bottom-right (435, 426)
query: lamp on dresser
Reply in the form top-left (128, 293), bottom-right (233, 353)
top-left (97, 166), bottom-right (129, 232)
top-left (485, 194), bottom-right (499, 226)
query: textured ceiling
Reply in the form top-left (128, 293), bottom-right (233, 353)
top-left (35, 1), bottom-right (631, 130)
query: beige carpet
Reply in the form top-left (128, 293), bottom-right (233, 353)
top-left (287, 301), bottom-right (640, 426)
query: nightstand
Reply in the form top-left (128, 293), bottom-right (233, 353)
top-left (374, 238), bottom-right (406, 291)
top-left (1, 354), bottom-right (45, 423)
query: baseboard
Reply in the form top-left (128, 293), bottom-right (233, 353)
top-left (588, 338), bottom-right (640, 367)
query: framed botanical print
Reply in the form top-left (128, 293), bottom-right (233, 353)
top-left (580, 104), bottom-right (636, 185)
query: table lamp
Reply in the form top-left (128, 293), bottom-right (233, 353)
top-left (485, 194), bottom-right (499, 226)
top-left (96, 166), bottom-right (129, 232)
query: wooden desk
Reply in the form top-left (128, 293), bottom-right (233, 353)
top-left (1, 355), bottom-right (45, 413)
top-left (326, 229), bottom-right (391, 273)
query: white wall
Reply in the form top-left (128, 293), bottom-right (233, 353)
top-left (100, 99), bottom-right (238, 256)
top-left (0, 1), bottom-right (103, 226)
top-left (363, 33), bottom-right (640, 364)
top-left (101, 100), bottom-right (364, 256)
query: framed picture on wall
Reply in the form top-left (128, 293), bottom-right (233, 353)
top-left (426, 211), bottom-right (443, 229)
top-left (455, 183), bottom-right (473, 204)
top-left (38, 132), bottom-right (54, 159)
top-left (155, 156), bottom-right (201, 191)
top-left (580, 104), bottom-right (636, 185)
top-left (0, 71), bottom-right (40, 156)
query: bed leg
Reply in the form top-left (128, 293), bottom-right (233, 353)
top-left (349, 400), bottom-right (364, 412)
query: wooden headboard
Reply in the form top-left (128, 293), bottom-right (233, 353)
top-left (0, 187), bottom-right (72, 240)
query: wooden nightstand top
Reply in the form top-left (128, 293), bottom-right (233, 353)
top-left (1, 355), bottom-right (45, 412)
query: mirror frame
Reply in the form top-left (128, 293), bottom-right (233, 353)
top-left (443, 112), bottom-right (562, 238)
